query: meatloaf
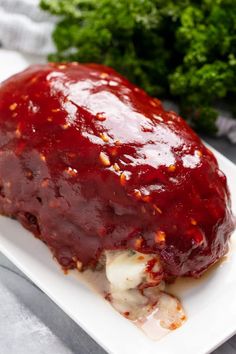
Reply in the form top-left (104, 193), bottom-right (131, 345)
top-left (0, 63), bottom-right (234, 278)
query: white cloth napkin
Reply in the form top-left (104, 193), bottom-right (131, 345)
top-left (216, 112), bottom-right (236, 144)
top-left (0, 0), bottom-right (55, 55)
top-left (0, 0), bottom-right (236, 143)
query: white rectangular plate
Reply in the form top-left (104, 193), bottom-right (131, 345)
top-left (0, 50), bottom-right (236, 354)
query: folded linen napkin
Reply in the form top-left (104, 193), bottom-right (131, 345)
top-left (0, 0), bottom-right (55, 55)
top-left (0, 0), bottom-right (236, 143)
top-left (216, 112), bottom-right (236, 144)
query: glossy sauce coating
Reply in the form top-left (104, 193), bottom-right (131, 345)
top-left (0, 63), bottom-right (234, 277)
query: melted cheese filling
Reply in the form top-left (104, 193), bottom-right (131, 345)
top-left (105, 250), bottom-right (186, 337)
top-left (106, 250), bottom-right (162, 291)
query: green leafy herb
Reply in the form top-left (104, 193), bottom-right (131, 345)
top-left (41, 0), bottom-right (236, 133)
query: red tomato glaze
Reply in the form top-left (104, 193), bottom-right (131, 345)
top-left (0, 63), bottom-right (234, 278)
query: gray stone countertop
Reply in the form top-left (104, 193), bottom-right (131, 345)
top-left (0, 136), bottom-right (235, 354)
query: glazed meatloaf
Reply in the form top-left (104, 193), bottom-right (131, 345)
top-left (0, 63), bottom-right (234, 279)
